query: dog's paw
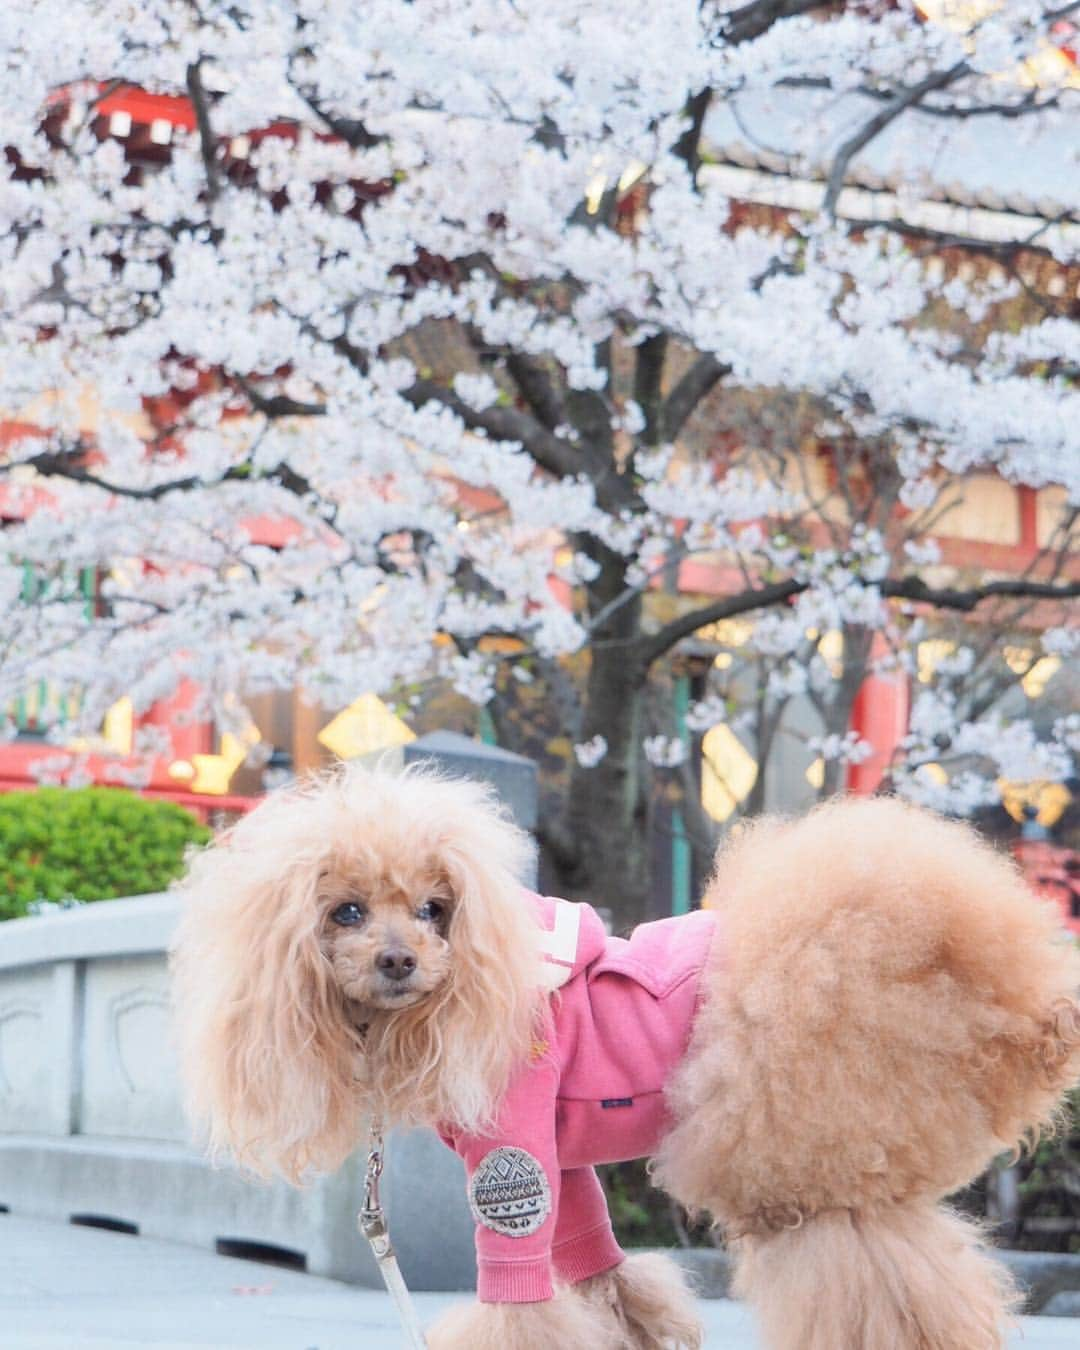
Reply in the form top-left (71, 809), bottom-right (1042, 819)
top-left (426, 1287), bottom-right (622, 1350)
top-left (578, 1252), bottom-right (703, 1349)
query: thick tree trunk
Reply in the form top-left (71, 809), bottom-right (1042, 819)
top-left (558, 545), bottom-right (652, 930)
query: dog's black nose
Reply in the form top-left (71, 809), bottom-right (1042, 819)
top-left (376, 948), bottom-right (417, 981)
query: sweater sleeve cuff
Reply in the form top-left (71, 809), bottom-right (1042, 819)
top-left (552, 1221), bottom-right (625, 1286)
top-left (477, 1255), bottom-right (555, 1303)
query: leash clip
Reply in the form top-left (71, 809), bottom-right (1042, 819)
top-left (358, 1116), bottom-right (428, 1347)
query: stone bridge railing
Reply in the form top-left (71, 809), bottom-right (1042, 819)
top-left (0, 889), bottom-right (476, 1286)
top-left (0, 732), bottom-right (540, 1289)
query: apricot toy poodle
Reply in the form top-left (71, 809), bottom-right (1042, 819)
top-left (170, 764), bottom-right (1080, 1349)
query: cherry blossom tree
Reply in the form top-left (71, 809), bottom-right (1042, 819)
top-left (1, 1), bottom-right (1078, 920)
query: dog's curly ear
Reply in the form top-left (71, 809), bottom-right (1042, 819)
top-left (435, 789), bottom-right (544, 1127)
top-left (169, 788), bottom-right (362, 1184)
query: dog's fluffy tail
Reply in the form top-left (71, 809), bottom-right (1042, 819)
top-left (733, 1201), bottom-right (1019, 1350)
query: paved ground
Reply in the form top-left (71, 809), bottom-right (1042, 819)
top-left (2, 1214), bottom-right (1077, 1349)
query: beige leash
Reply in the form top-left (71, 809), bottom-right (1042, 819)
top-left (359, 1118), bottom-right (430, 1349)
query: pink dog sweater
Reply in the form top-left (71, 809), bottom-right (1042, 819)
top-left (439, 892), bottom-right (718, 1304)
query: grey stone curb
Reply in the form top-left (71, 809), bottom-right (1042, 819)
top-left (654, 1246), bottom-right (1080, 1316)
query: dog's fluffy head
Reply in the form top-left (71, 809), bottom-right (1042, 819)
top-left (170, 763), bottom-right (543, 1183)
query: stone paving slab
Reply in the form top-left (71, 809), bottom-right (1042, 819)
top-left (2, 1214), bottom-right (1077, 1349)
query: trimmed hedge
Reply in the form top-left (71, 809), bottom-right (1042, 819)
top-left (0, 786), bottom-right (210, 920)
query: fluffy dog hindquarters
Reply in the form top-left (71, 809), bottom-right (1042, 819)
top-left (654, 796), bottom-right (1080, 1350)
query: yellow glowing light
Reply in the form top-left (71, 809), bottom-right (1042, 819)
top-left (917, 639), bottom-right (956, 684)
top-left (818, 629), bottom-right (844, 679)
top-left (617, 161), bottom-right (647, 193)
top-left (918, 1), bottom-right (1080, 90)
top-left (359, 583), bottom-right (388, 617)
top-left (1021, 656), bottom-right (1061, 699)
top-left (1003, 646), bottom-right (1061, 700)
top-left (187, 720), bottom-right (260, 795)
top-left (998, 779), bottom-right (1072, 829)
top-left (585, 172), bottom-right (607, 215)
top-left (189, 754), bottom-right (239, 795)
top-left (701, 724), bottom-right (758, 823)
top-left (1003, 645), bottom-right (1034, 676)
top-left (101, 697), bottom-right (134, 755)
top-left (168, 759), bottom-right (195, 782)
top-left (806, 757), bottom-right (825, 790)
top-left (318, 693), bottom-right (416, 761)
top-left (919, 762), bottom-right (950, 786)
top-left (713, 652), bottom-right (734, 671)
top-left (68, 695), bottom-right (134, 755)
top-left (697, 617), bottom-right (754, 648)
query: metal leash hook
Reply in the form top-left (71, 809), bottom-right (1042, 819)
top-left (359, 1117), bottom-right (429, 1349)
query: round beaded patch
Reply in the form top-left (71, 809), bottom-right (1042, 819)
top-left (468, 1146), bottom-right (552, 1238)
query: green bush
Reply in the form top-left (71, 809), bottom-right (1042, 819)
top-left (0, 786), bottom-right (210, 920)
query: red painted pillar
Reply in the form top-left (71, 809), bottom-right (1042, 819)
top-left (846, 634), bottom-right (910, 794)
top-left (139, 678), bottom-right (213, 786)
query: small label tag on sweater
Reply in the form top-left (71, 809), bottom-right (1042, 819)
top-left (601, 1097), bottom-right (633, 1109)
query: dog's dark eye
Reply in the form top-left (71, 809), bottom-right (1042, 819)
top-left (331, 902), bottom-right (367, 927)
top-left (417, 899), bottom-right (445, 924)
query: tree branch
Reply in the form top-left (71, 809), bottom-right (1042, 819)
top-left (883, 575), bottom-right (1080, 613)
top-left (777, 76), bottom-right (1061, 121)
top-left (406, 378), bottom-right (639, 512)
top-left (662, 354), bottom-right (731, 442)
top-left (633, 334), bottom-right (669, 446)
top-left (504, 354), bottom-right (566, 432)
top-left (720, 0), bottom-right (832, 46)
top-left (635, 571), bottom-right (1080, 669)
top-left (237, 377), bottom-right (327, 419)
top-left (10, 447), bottom-right (317, 504)
top-left (637, 578), bottom-right (806, 667)
top-left (823, 61), bottom-right (970, 218)
top-left (292, 87), bottom-right (387, 150)
top-left (185, 61), bottom-right (223, 203)
top-left (673, 87), bottom-right (714, 186)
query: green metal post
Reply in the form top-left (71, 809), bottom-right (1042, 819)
top-left (671, 675), bottom-right (691, 915)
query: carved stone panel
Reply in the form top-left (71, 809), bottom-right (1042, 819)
top-left (80, 955), bottom-right (186, 1142)
top-left (0, 969), bottom-right (52, 1132)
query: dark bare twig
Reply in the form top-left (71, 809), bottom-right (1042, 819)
top-left (719, 0), bottom-right (830, 46)
top-left (185, 61), bottom-right (222, 202)
top-left (776, 76), bottom-right (1063, 120)
top-left (237, 378), bottom-right (327, 419)
top-left (292, 87), bottom-right (388, 150)
top-left (823, 61), bottom-right (970, 218)
top-left (635, 573), bottom-right (1080, 669)
top-left (673, 87), bottom-right (714, 186)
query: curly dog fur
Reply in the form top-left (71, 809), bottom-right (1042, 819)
top-left (654, 797), bottom-right (1080, 1347)
top-left (171, 767), bottom-right (1080, 1350)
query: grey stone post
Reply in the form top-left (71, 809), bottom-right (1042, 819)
top-left (403, 730), bottom-right (539, 885)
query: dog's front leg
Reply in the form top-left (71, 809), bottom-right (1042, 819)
top-left (426, 1285), bottom-right (623, 1350)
